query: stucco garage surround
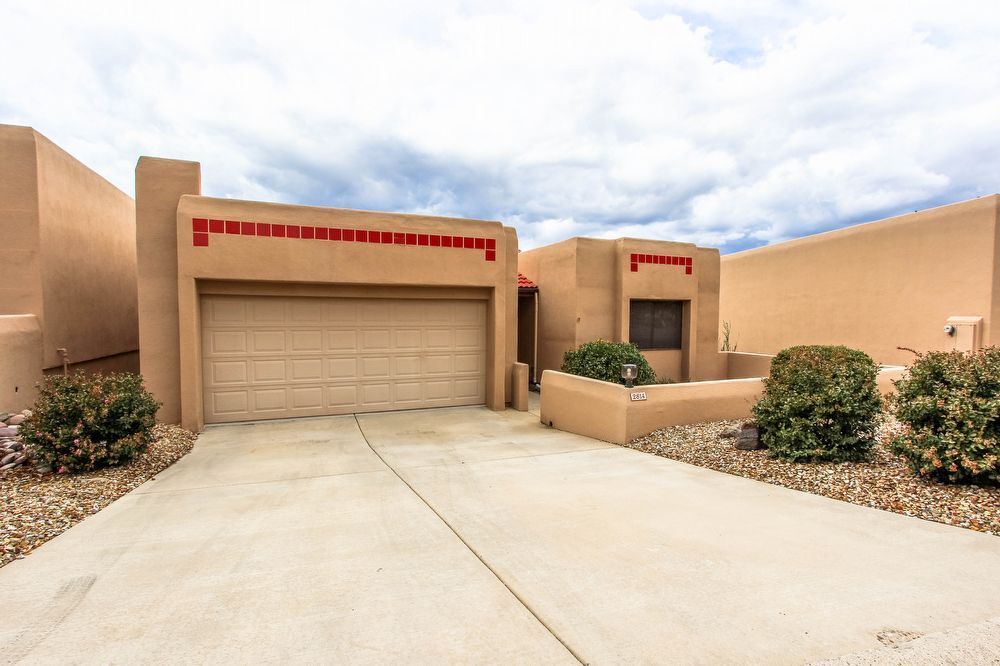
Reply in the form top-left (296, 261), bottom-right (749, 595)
top-left (136, 157), bottom-right (517, 433)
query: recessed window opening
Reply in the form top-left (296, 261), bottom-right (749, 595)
top-left (629, 300), bottom-right (683, 350)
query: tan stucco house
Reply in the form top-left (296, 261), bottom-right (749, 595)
top-left (518, 237), bottom-right (725, 383)
top-left (136, 157), bottom-right (520, 432)
top-left (0, 125), bottom-right (138, 408)
top-left (10, 127), bottom-right (997, 437)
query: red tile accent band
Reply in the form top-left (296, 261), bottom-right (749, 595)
top-left (192, 218), bottom-right (497, 261)
top-left (628, 252), bottom-right (693, 274)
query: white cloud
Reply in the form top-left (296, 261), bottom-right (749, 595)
top-left (2, 0), bottom-right (999, 252)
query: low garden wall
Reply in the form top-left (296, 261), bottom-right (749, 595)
top-left (540, 365), bottom-right (908, 445)
top-left (721, 351), bottom-right (774, 379)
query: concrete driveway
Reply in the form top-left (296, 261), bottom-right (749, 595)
top-left (3, 406), bottom-right (1000, 664)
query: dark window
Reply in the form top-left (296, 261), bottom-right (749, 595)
top-left (629, 300), bottom-right (683, 350)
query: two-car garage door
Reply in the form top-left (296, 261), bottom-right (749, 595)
top-left (201, 295), bottom-right (487, 423)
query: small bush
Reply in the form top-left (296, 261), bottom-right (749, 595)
top-left (753, 345), bottom-right (881, 463)
top-left (20, 372), bottom-right (160, 473)
top-left (561, 340), bottom-right (657, 385)
top-left (891, 348), bottom-right (1000, 485)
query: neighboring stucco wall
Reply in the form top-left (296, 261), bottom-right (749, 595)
top-left (0, 126), bottom-right (43, 319)
top-left (34, 133), bottom-right (138, 369)
top-left (519, 236), bottom-right (724, 382)
top-left (132, 168), bottom-right (520, 431)
top-left (42, 350), bottom-right (140, 377)
top-left (0, 124), bottom-right (138, 387)
top-left (0, 315), bottom-right (43, 409)
top-left (720, 197), bottom-right (1000, 366)
top-left (724, 351), bottom-right (774, 379)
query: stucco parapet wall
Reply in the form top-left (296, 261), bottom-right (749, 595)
top-left (172, 195), bottom-right (518, 431)
top-left (1, 125), bottom-right (137, 370)
top-left (724, 195), bottom-right (1000, 261)
top-left (718, 196), bottom-right (1000, 366)
top-left (540, 366), bottom-right (907, 445)
top-left (177, 196), bottom-right (509, 284)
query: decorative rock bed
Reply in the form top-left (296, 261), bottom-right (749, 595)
top-left (1, 424), bottom-right (196, 567)
top-left (0, 410), bottom-right (33, 472)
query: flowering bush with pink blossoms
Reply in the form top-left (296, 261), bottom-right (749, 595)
top-left (892, 348), bottom-right (1000, 485)
top-left (19, 373), bottom-right (159, 473)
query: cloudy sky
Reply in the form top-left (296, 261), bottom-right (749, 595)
top-left (3, 1), bottom-right (999, 252)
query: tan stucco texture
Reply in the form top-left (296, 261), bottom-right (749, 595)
top-left (0, 315), bottom-right (43, 409)
top-left (720, 196), bottom-right (1000, 365)
top-left (518, 236), bottom-right (725, 382)
top-left (0, 124), bottom-right (138, 376)
top-left (136, 157), bottom-right (519, 431)
top-left (541, 363), bottom-right (907, 445)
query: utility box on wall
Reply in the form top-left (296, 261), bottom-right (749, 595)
top-left (945, 316), bottom-right (983, 353)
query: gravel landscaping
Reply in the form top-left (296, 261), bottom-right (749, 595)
top-left (1, 424), bottom-right (196, 568)
top-left (625, 416), bottom-right (1000, 536)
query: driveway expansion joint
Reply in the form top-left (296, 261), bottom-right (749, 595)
top-left (352, 415), bottom-right (586, 665)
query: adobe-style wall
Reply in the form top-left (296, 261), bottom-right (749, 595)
top-left (0, 316), bottom-right (43, 409)
top-left (136, 157), bottom-right (201, 424)
top-left (137, 157), bottom-right (519, 431)
top-left (539, 370), bottom-right (763, 444)
top-left (0, 127), bottom-right (43, 320)
top-left (34, 133), bottom-right (138, 370)
top-left (723, 351), bottom-right (774, 379)
top-left (517, 239), bottom-right (579, 383)
top-left (720, 197), bottom-right (1000, 366)
top-left (0, 125), bottom-right (138, 389)
top-left (519, 237), bottom-right (725, 382)
top-left (540, 365), bottom-right (907, 445)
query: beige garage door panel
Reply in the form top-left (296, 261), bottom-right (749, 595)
top-left (202, 295), bottom-right (487, 423)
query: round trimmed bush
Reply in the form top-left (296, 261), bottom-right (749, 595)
top-left (20, 372), bottom-right (160, 473)
top-left (753, 345), bottom-right (881, 463)
top-left (891, 348), bottom-right (1000, 485)
top-left (560, 340), bottom-right (656, 385)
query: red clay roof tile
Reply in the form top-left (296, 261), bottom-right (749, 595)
top-left (517, 273), bottom-right (538, 290)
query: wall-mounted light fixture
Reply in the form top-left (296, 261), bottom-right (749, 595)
top-left (621, 363), bottom-right (638, 388)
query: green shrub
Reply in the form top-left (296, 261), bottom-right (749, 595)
top-left (891, 348), bottom-right (1000, 485)
top-left (753, 345), bottom-right (881, 463)
top-left (20, 372), bottom-right (160, 473)
top-left (561, 340), bottom-right (657, 385)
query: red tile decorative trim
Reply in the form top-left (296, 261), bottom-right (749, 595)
top-left (629, 252), bottom-right (693, 275)
top-left (192, 217), bottom-right (498, 261)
